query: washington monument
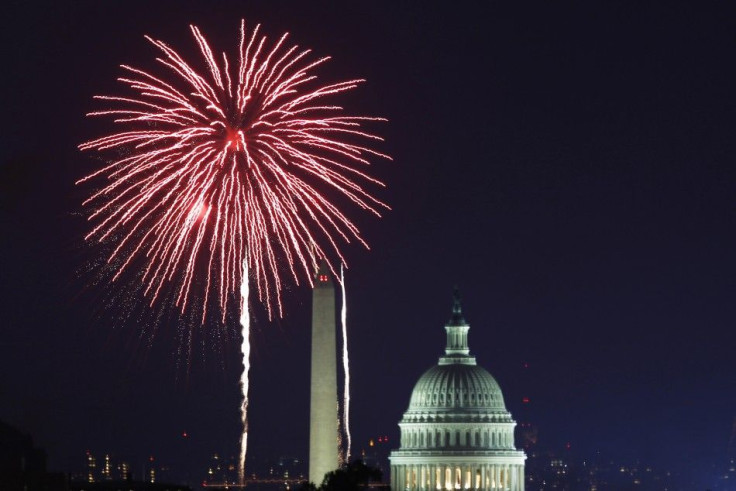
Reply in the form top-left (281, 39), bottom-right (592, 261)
top-left (309, 261), bottom-right (339, 484)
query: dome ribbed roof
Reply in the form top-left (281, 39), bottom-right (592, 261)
top-left (407, 363), bottom-right (506, 411)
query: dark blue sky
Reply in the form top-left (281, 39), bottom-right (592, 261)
top-left (2, 1), bottom-right (736, 488)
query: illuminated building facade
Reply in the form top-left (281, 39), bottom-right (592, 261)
top-left (309, 261), bottom-right (339, 484)
top-left (118, 461), bottom-right (130, 481)
top-left (86, 451), bottom-right (96, 483)
top-left (389, 293), bottom-right (525, 490)
top-left (102, 454), bottom-right (112, 480)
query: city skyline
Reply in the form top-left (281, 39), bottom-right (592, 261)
top-left (2, 2), bottom-right (736, 490)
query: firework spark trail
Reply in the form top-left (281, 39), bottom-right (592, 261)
top-left (79, 20), bottom-right (388, 484)
top-left (340, 264), bottom-right (351, 463)
top-left (239, 259), bottom-right (250, 484)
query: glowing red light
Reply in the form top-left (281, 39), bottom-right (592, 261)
top-left (319, 274), bottom-right (329, 282)
top-left (225, 128), bottom-right (242, 151)
top-left (182, 432), bottom-right (188, 438)
top-left (522, 397), bottom-right (530, 403)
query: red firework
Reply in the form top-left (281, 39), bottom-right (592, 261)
top-left (78, 20), bottom-right (389, 321)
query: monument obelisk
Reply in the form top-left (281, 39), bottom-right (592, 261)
top-left (309, 261), bottom-right (339, 484)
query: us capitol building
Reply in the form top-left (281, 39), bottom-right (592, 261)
top-left (389, 293), bottom-right (526, 490)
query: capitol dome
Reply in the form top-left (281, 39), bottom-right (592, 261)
top-left (389, 292), bottom-right (525, 490)
top-left (407, 364), bottom-right (507, 413)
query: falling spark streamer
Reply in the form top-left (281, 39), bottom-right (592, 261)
top-left (239, 259), bottom-right (250, 484)
top-left (340, 264), bottom-right (351, 463)
top-left (79, 20), bottom-right (388, 484)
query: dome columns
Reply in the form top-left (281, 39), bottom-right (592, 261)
top-left (445, 323), bottom-right (470, 356)
top-left (399, 422), bottom-right (517, 450)
top-left (391, 460), bottom-right (525, 490)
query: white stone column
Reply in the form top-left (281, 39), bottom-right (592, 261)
top-left (517, 465), bottom-right (522, 491)
top-left (518, 465), bottom-right (523, 491)
top-left (510, 465), bottom-right (515, 491)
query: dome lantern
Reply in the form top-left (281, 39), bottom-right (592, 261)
top-left (441, 288), bottom-right (475, 365)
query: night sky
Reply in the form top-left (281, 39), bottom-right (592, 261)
top-left (2, 1), bottom-right (736, 489)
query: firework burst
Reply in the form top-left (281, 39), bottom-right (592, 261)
top-left (79, 20), bottom-right (389, 482)
top-left (78, 19), bottom-right (389, 321)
